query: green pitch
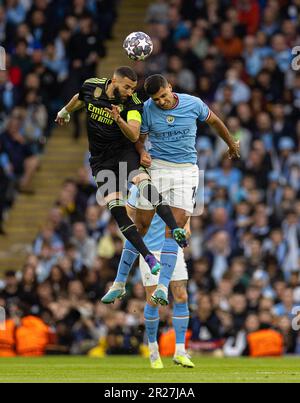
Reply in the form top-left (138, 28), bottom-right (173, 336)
top-left (0, 356), bottom-right (299, 383)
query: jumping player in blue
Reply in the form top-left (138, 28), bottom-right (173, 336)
top-left (102, 74), bottom-right (240, 306)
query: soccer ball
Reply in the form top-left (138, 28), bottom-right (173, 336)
top-left (123, 32), bottom-right (153, 61)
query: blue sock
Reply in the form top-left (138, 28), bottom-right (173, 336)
top-left (159, 238), bottom-right (178, 288)
top-left (115, 240), bottom-right (139, 283)
top-left (173, 302), bottom-right (189, 344)
top-left (144, 303), bottom-right (159, 343)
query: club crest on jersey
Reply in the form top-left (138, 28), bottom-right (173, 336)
top-left (94, 87), bottom-right (102, 99)
top-left (167, 115), bottom-right (175, 124)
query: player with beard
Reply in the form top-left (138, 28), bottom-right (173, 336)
top-left (55, 67), bottom-right (187, 275)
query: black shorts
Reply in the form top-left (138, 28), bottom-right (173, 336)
top-left (90, 147), bottom-right (141, 197)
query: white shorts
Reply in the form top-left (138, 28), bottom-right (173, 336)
top-left (137, 159), bottom-right (199, 214)
top-left (139, 247), bottom-right (188, 287)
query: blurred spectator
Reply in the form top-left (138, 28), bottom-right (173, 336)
top-left (0, 0), bottom-right (108, 225)
top-left (2, 116), bottom-right (39, 193)
top-left (235, 0), bottom-right (260, 35)
top-left (189, 294), bottom-right (224, 354)
top-left (146, 0), bottom-right (169, 25)
top-left (204, 231), bottom-right (232, 284)
top-left (215, 22), bottom-right (243, 62)
top-left (215, 68), bottom-right (251, 105)
top-left (71, 222), bottom-right (97, 270)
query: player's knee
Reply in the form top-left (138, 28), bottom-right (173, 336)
top-left (136, 220), bottom-right (150, 236)
top-left (135, 209), bottom-right (153, 236)
top-left (104, 192), bottom-right (122, 204)
top-left (173, 290), bottom-right (188, 304)
top-left (132, 172), bottom-right (149, 185)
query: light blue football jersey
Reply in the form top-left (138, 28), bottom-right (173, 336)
top-left (127, 186), bottom-right (165, 251)
top-left (141, 93), bottom-right (210, 164)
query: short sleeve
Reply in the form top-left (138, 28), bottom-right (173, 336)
top-left (78, 82), bottom-right (88, 101)
top-left (127, 110), bottom-right (142, 124)
top-left (127, 93), bottom-right (144, 114)
top-left (78, 78), bottom-right (102, 101)
top-left (196, 97), bottom-right (210, 122)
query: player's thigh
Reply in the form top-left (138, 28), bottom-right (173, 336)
top-left (94, 161), bottom-right (123, 204)
top-left (96, 172), bottom-right (123, 205)
top-left (170, 165), bottom-right (199, 215)
top-left (150, 162), bottom-right (199, 216)
top-left (135, 208), bottom-right (155, 236)
top-left (119, 147), bottom-right (142, 184)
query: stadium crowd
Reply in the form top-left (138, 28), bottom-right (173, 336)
top-left (1, 0), bottom-right (300, 357)
top-left (0, 0), bottom-right (117, 233)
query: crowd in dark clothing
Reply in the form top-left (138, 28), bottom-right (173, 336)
top-left (0, 0), bottom-right (117, 232)
top-left (0, 0), bottom-right (300, 357)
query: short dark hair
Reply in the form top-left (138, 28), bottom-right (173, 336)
top-left (114, 66), bottom-right (137, 82)
top-left (144, 74), bottom-right (168, 96)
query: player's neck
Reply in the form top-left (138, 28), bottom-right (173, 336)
top-left (106, 82), bottom-right (115, 100)
top-left (170, 93), bottom-right (178, 109)
top-left (171, 94), bottom-right (177, 107)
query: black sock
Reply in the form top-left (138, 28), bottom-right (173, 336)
top-left (108, 200), bottom-right (150, 258)
top-left (138, 180), bottom-right (178, 231)
top-left (155, 203), bottom-right (178, 232)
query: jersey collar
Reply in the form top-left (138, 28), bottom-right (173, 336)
top-left (104, 79), bottom-right (113, 100)
top-left (170, 93), bottom-right (179, 110)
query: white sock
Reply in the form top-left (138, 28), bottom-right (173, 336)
top-left (149, 342), bottom-right (159, 361)
top-left (149, 341), bottom-right (158, 354)
top-left (175, 343), bottom-right (185, 356)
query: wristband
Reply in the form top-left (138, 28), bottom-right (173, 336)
top-left (58, 107), bottom-right (71, 122)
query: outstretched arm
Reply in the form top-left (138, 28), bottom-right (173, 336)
top-left (55, 94), bottom-right (85, 126)
top-left (206, 110), bottom-right (240, 159)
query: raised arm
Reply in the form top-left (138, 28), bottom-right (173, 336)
top-left (55, 93), bottom-right (85, 126)
top-left (206, 110), bottom-right (240, 159)
top-left (105, 105), bottom-right (141, 143)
